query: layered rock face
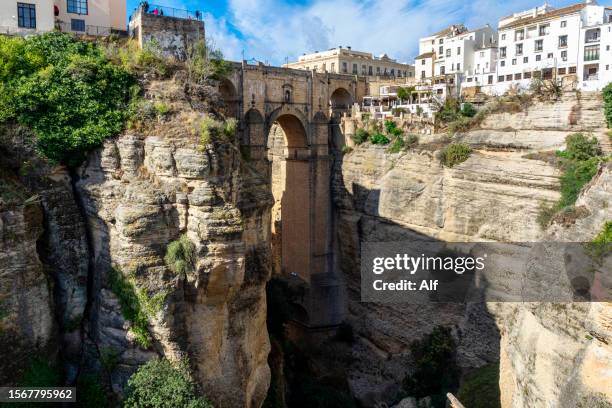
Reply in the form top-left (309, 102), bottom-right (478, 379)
top-left (0, 77), bottom-right (273, 407)
top-left (334, 91), bottom-right (611, 406)
top-left (74, 86), bottom-right (272, 406)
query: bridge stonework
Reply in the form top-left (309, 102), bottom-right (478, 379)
top-left (223, 63), bottom-right (366, 327)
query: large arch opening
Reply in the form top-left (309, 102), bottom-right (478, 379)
top-left (267, 113), bottom-right (311, 283)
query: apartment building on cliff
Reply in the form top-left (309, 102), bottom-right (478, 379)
top-left (0, 0), bottom-right (126, 36)
top-left (494, 0), bottom-right (612, 93)
top-left (415, 24), bottom-right (498, 99)
top-left (284, 46), bottom-right (415, 79)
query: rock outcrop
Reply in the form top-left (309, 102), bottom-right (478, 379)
top-left (335, 91), bottom-right (611, 406)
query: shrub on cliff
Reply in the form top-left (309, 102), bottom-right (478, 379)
top-left (440, 143), bottom-right (472, 167)
top-left (603, 82), bottom-right (612, 128)
top-left (557, 133), bottom-right (602, 162)
top-left (352, 128), bottom-right (369, 145)
top-left (456, 364), bottom-right (501, 408)
top-left (401, 326), bottom-right (459, 407)
top-left (369, 133), bottom-right (390, 145)
top-left (0, 33), bottom-right (135, 166)
top-left (124, 358), bottom-right (213, 408)
top-left (165, 234), bottom-right (196, 276)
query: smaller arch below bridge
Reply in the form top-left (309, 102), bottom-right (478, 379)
top-left (218, 78), bottom-right (240, 118)
top-left (330, 87), bottom-right (353, 111)
top-left (266, 105), bottom-right (310, 149)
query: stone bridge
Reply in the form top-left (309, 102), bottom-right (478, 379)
top-left (221, 62), bottom-right (367, 327)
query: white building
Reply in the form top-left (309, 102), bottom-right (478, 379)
top-left (0, 0), bottom-right (55, 35)
top-left (494, 0), bottom-right (612, 94)
top-left (413, 24), bottom-right (497, 102)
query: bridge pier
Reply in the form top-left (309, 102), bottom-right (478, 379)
top-left (227, 63), bottom-right (366, 328)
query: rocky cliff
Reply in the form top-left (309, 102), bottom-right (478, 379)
top-left (334, 91), bottom-right (611, 406)
top-left (0, 77), bottom-right (273, 407)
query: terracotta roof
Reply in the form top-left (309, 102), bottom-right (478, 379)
top-left (499, 3), bottom-right (586, 30)
top-left (415, 52), bottom-right (434, 59)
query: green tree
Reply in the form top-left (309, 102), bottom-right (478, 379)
top-left (0, 33), bottom-right (135, 166)
top-left (603, 82), bottom-right (612, 128)
top-left (124, 359), bottom-right (213, 408)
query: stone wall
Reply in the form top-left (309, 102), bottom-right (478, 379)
top-left (129, 8), bottom-right (205, 59)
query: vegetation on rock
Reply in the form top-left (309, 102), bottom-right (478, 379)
top-left (108, 268), bottom-right (166, 349)
top-left (587, 221), bottom-right (612, 260)
top-left (440, 143), bottom-right (472, 167)
top-left (456, 364), bottom-right (501, 408)
top-left (602, 82), bottom-right (612, 128)
top-left (0, 33), bottom-right (135, 166)
top-left (538, 133), bottom-right (606, 228)
top-left (124, 358), bottom-right (213, 408)
top-left (401, 326), bottom-right (459, 408)
top-left (165, 234), bottom-right (196, 276)
top-left (199, 117), bottom-right (237, 147)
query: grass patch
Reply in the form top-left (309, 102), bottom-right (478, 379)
top-left (456, 364), bottom-right (501, 408)
top-left (108, 268), bottom-right (166, 349)
top-left (387, 137), bottom-right (405, 153)
top-left (164, 234), bottom-right (196, 276)
top-left (440, 143), bottom-right (472, 167)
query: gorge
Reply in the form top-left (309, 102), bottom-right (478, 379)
top-left (1, 52), bottom-right (611, 408)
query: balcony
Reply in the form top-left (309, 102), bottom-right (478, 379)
top-left (585, 29), bottom-right (600, 44)
top-left (584, 46), bottom-right (600, 62)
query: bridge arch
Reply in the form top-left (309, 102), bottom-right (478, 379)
top-left (330, 87), bottom-right (353, 110)
top-left (219, 78), bottom-right (239, 118)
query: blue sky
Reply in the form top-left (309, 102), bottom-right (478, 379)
top-left (127, 0), bottom-right (587, 65)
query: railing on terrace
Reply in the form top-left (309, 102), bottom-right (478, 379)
top-left (132, 3), bottom-right (204, 20)
top-left (56, 22), bottom-right (127, 36)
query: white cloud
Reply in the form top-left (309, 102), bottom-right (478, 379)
top-left (204, 0), bottom-right (577, 65)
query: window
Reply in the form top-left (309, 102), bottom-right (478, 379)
top-left (515, 29), bottom-right (524, 41)
top-left (584, 45), bottom-right (600, 61)
top-left (558, 35), bottom-right (567, 48)
top-left (500, 60), bottom-right (505, 67)
top-left (523, 56), bottom-right (529, 63)
top-left (352, 63), bottom-right (358, 74)
top-left (331, 63), bottom-right (335, 73)
top-left (498, 76), bottom-right (504, 82)
top-left (527, 26), bottom-right (537, 38)
top-left (457, 47), bottom-right (461, 55)
top-left (585, 28), bottom-right (600, 43)
top-left (376, 66), bottom-right (381, 74)
top-left (512, 59), bottom-right (517, 65)
top-left (539, 24), bottom-right (549, 36)
top-left (457, 63), bottom-right (460, 71)
top-left (440, 66), bottom-right (445, 75)
top-left (536, 54), bottom-right (542, 61)
top-left (390, 69), bottom-right (395, 76)
top-left (467, 77), bottom-right (473, 82)
top-left (501, 34), bottom-right (506, 40)
top-left (547, 53), bottom-right (553, 59)
top-left (342, 62), bottom-right (347, 73)
top-left (439, 38), bottom-right (444, 44)
top-left (421, 71), bottom-right (426, 79)
top-left (561, 50), bottom-right (567, 61)
top-left (368, 66), bottom-right (373, 75)
top-left (569, 66), bottom-right (576, 74)
top-left (71, 18), bottom-right (85, 31)
top-left (17, 3), bottom-right (36, 28)
top-left (421, 59), bottom-right (426, 65)
top-left (515, 73), bottom-right (522, 80)
top-left (480, 51), bottom-right (485, 57)
top-left (560, 20), bottom-right (567, 28)
top-left (524, 72), bottom-right (532, 79)
top-left (488, 75), bottom-right (493, 84)
top-left (437, 89), bottom-right (443, 95)
top-left (67, 0), bottom-right (88, 14)
top-left (451, 63), bottom-right (454, 71)
top-left (500, 47), bottom-right (506, 58)
top-left (516, 43), bottom-right (523, 55)
top-left (439, 46), bottom-right (443, 55)
top-left (506, 74), bottom-right (512, 81)
top-left (535, 39), bottom-right (543, 52)
top-left (446, 49), bottom-right (451, 57)
top-left (361, 65), bottom-right (366, 75)
top-left (607, 45), bottom-right (611, 51)
top-left (558, 67), bottom-right (566, 75)
top-left (322, 63), bottom-right (326, 72)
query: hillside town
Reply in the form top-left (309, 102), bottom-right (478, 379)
top-left (1, 0), bottom-right (611, 119)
